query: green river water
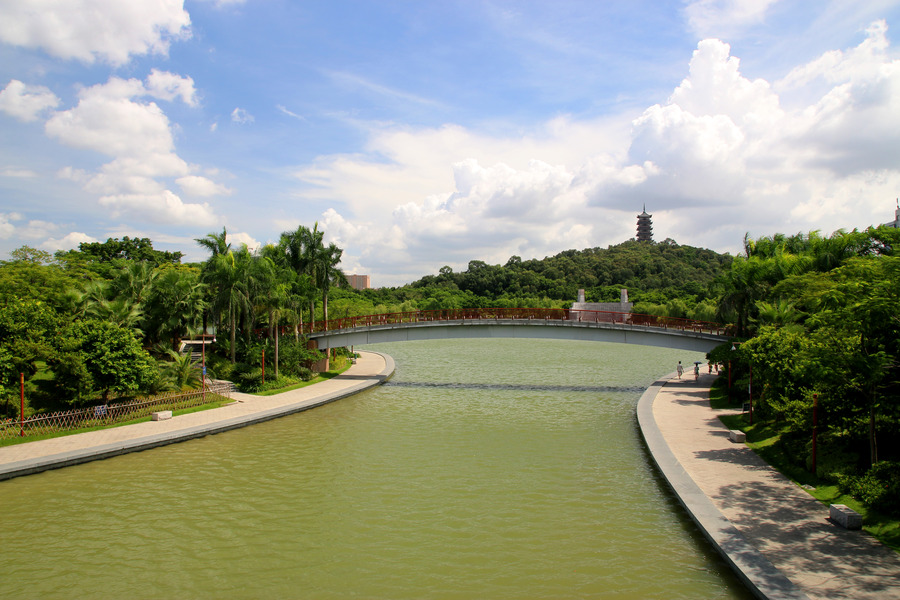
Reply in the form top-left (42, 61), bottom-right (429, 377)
top-left (0, 339), bottom-right (753, 599)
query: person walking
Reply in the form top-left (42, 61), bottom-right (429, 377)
top-left (676, 361), bottom-right (684, 379)
top-left (693, 363), bottom-right (700, 380)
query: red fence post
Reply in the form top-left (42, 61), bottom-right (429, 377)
top-left (20, 372), bottom-right (25, 436)
top-left (812, 393), bottom-right (818, 474)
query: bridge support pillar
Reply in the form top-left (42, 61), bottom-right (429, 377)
top-left (307, 339), bottom-right (329, 373)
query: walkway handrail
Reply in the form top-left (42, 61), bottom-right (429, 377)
top-left (304, 308), bottom-right (729, 337)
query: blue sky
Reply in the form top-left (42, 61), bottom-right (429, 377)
top-left (2, 0), bottom-right (900, 286)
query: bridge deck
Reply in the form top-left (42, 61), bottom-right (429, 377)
top-left (308, 310), bottom-right (728, 353)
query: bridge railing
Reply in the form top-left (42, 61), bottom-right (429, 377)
top-left (303, 308), bottom-right (727, 337)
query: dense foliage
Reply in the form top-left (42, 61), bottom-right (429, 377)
top-left (322, 239), bottom-right (731, 322)
top-left (0, 228), bottom-right (341, 415)
top-left (2, 224), bottom-right (898, 520)
top-left (714, 226), bottom-right (900, 516)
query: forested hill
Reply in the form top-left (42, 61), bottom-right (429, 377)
top-left (409, 239), bottom-right (732, 305)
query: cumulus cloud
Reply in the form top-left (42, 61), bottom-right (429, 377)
top-left (0, 213), bottom-right (64, 244)
top-left (99, 190), bottom-right (217, 226)
top-left (291, 21), bottom-right (900, 283)
top-left (36, 73), bottom-right (225, 226)
top-left (227, 231), bottom-right (260, 251)
top-left (177, 175), bottom-right (233, 197)
top-left (145, 69), bottom-right (199, 106)
top-left (0, 80), bottom-right (60, 122)
top-left (0, 212), bottom-right (21, 239)
top-left (40, 231), bottom-right (99, 252)
top-left (0, 0), bottom-right (191, 65)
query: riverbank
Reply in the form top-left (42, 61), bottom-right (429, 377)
top-left (639, 371), bottom-right (900, 600)
top-left (0, 351), bottom-right (394, 482)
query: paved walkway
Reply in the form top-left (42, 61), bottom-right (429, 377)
top-left (639, 371), bottom-right (900, 600)
top-left (0, 351), bottom-right (394, 481)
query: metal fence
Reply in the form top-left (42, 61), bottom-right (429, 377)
top-left (1, 382), bottom-right (234, 441)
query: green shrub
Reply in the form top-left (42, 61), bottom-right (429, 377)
top-left (838, 461), bottom-right (900, 516)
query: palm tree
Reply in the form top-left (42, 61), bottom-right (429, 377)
top-left (208, 248), bottom-right (253, 363)
top-left (143, 267), bottom-right (207, 349)
top-left (318, 242), bottom-right (347, 326)
top-left (196, 227), bottom-right (231, 333)
top-left (158, 348), bottom-right (202, 391)
top-left (279, 223), bottom-right (324, 330)
top-left (195, 227), bottom-right (231, 259)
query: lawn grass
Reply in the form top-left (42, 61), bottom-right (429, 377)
top-left (0, 396), bottom-right (234, 447)
top-left (717, 410), bottom-right (900, 553)
top-left (251, 358), bottom-right (352, 396)
top-left (1, 356), bottom-right (359, 449)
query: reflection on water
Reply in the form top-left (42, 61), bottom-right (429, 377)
top-left (0, 339), bottom-right (752, 599)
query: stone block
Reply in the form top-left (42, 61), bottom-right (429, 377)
top-left (151, 410), bottom-right (173, 421)
top-left (830, 504), bottom-right (862, 530)
top-left (729, 430), bottom-right (746, 443)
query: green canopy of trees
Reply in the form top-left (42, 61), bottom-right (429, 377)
top-left (716, 226), bottom-right (900, 516)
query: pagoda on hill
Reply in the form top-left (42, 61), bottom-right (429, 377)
top-left (636, 205), bottom-right (653, 242)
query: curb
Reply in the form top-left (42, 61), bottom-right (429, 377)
top-left (636, 373), bottom-right (810, 600)
top-left (0, 352), bottom-right (395, 482)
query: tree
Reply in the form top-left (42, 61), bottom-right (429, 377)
top-left (195, 227), bottom-right (231, 259)
top-left (143, 266), bottom-right (207, 349)
top-left (207, 248), bottom-right (254, 363)
top-left (158, 348), bottom-right (202, 391)
top-left (8, 245), bottom-right (52, 264)
top-left (53, 319), bottom-right (158, 403)
top-left (318, 242), bottom-right (347, 325)
top-left (0, 299), bottom-right (60, 410)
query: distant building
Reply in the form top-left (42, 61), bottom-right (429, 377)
top-left (347, 274), bottom-right (371, 290)
top-left (885, 199), bottom-right (900, 228)
top-left (636, 205), bottom-right (653, 242)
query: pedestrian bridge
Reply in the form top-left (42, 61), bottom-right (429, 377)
top-left (306, 308), bottom-right (730, 354)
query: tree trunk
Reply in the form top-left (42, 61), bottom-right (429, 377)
top-left (230, 308), bottom-right (236, 364)
top-left (274, 317), bottom-right (280, 378)
top-left (869, 400), bottom-right (878, 466)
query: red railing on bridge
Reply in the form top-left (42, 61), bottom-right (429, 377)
top-left (302, 308), bottom-right (728, 337)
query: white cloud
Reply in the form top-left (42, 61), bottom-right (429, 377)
top-left (227, 231), bottom-right (260, 251)
top-left (684, 0), bottom-right (780, 38)
top-left (0, 212), bottom-right (22, 239)
top-left (177, 175), bottom-right (233, 197)
top-left (0, 80), bottom-right (60, 122)
top-left (37, 74), bottom-right (226, 227)
top-left (0, 213), bottom-right (64, 244)
top-left (40, 231), bottom-right (98, 252)
top-left (277, 105), bottom-right (306, 121)
top-left (145, 69), bottom-right (198, 106)
top-left (290, 21), bottom-right (900, 283)
top-left (0, 0), bottom-right (191, 66)
top-left (45, 76), bottom-right (182, 160)
top-left (99, 190), bottom-right (218, 226)
top-left (231, 107), bottom-right (254, 124)
top-left (1, 167), bottom-right (38, 178)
